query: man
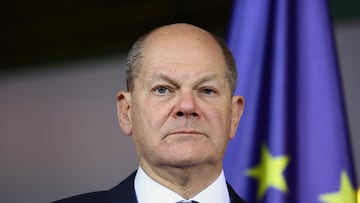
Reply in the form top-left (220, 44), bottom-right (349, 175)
top-left (55, 23), bottom-right (246, 203)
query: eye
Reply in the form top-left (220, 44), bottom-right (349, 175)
top-left (152, 86), bottom-right (172, 95)
top-left (200, 87), bottom-right (218, 95)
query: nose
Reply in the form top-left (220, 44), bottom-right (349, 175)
top-left (174, 91), bottom-right (199, 118)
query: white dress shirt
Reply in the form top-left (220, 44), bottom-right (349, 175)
top-left (134, 167), bottom-right (230, 203)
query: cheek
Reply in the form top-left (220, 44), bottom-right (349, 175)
top-left (207, 104), bottom-right (230, 124)
top-left (139, 98), bottom-right (172, 127)
top-left (206, 106), bottom-right (233, 138)
top-left (131, 97), bottom-right (169, 138)
top-left (131, 96), bottom-right (152, 125)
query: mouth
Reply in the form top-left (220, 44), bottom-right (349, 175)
top-left (164, 129), bottom-right (207, 139)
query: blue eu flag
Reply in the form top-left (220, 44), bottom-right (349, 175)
top-left (223, 0), bottom-right (357, 202)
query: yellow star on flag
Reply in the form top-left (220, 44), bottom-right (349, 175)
top-left (319, 170), bottom-right (356, 203)
top-left (246, 144), bottom-right (290, 200)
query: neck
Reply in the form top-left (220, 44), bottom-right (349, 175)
top-left (140, 162), bottom-right (222, 199)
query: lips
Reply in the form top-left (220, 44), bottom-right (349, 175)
top-left (165, 129), bottom-right (207, 138)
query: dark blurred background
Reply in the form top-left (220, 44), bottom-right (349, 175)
top-left (2, 0), bottom-right (360, 71)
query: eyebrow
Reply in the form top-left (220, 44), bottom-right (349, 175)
top-left (195, 75), bottom-right (219, 86)
top-left (150, 73), bottom-right (179, 88)
top-left (150, 73), bottom-right (219, 87)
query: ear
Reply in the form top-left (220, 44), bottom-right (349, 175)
top-left (116, 91), bottom-right (132, 136)
top-left (229, 95), bottom-right (245, 139)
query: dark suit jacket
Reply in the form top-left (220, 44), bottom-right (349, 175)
top-left (53, 171), bottom-right (247, 203)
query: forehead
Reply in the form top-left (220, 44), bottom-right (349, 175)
top-left (141, 26), bottom-right (226, 72)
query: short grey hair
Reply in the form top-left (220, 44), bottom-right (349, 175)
top-left (125, 27), bottom-right (238, 95)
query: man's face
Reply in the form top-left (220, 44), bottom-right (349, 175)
top-left (118, 27), bottom-right (244, 171)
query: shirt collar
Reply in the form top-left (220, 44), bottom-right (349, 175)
top-left (134, 167), bottom-right (230, 203)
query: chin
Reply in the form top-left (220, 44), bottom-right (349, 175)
top-left (162, 156), bottom-right (216, 169)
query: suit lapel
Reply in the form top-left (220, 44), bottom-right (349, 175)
top-left (101, 171), bottom-right (138, 203)
top-left (227, 183), bottom-right (247, 203)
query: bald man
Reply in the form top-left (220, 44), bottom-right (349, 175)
top-left (54, 23), bottom-right (246, 203)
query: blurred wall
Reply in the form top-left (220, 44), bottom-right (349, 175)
top-left (0, 57), bottom-right (138, 202)
top-left (0, 21), bottom-right (359, 202)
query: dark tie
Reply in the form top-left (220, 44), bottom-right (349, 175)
top-left (176, 201), bottom-right (199, 203)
